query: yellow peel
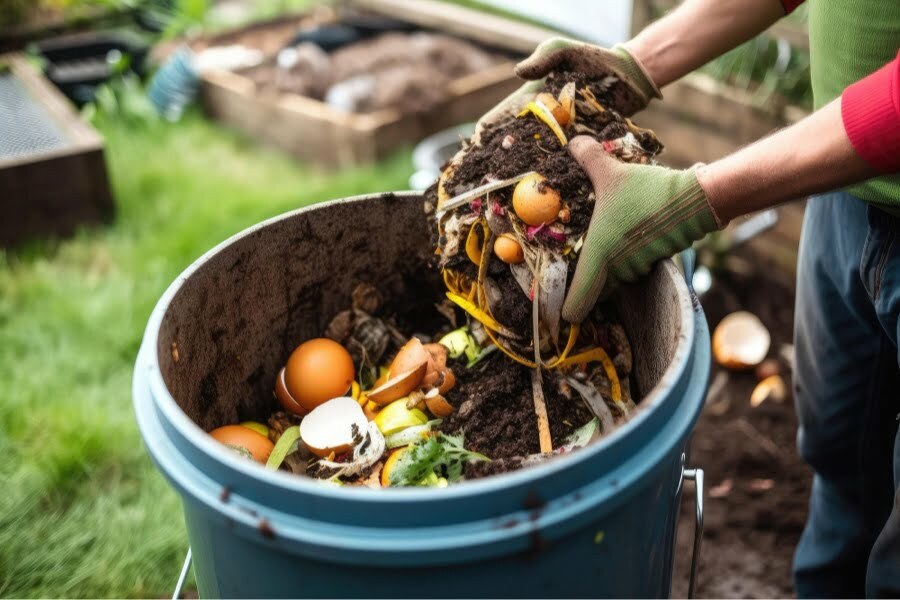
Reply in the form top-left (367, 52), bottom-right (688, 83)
top-left (555, 346), bottom-right (622, 405)
top-left (548, 324), bottom-right (580, 368)
top-left (483, 323), bottom-right (538, 368)
top-left (518, 101), bottom-right (568, 146)
top-left (465, 221), bottom-right (483, 266)
top-left (446, 292), bottom-right (519, 339)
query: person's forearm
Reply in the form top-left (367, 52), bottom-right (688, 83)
top-left (623, 0), bottom-right (786, 88)
top-left (697, 98), bottom-right (876, 224)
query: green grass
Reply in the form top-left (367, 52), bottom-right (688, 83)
top-left (0, 113), bottom-right (412, 598)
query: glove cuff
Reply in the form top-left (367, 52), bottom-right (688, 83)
top-left (610, 45), bottom-right (663, 106)
top-left (607, 170), bottom-right (719, 282)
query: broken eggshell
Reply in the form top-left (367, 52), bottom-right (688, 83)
top-left (750, 374), bottom-right (788, 407)
top-left (712, 311), bottom-right (771, 370)
top-left (366, 363), bottom-right (427, 406)
top-left (299, 396), bottom-right (369, 458)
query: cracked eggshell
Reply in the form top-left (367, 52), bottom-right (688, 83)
top-left (366, 363), bottom-right (427, 406)
top-left (712, 311), bottom-right (771, 370)
top-left (300, 397), bottom-right (368, 458)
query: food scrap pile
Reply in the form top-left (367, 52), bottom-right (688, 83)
top-left (208, 69), bottom-right (665, 487)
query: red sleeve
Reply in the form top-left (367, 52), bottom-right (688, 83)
top-left (841, 51), bottom-right (900, 174)
top-left (781, 0), bottom-right (805, 13)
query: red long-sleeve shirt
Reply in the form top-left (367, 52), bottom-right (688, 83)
top-left (782, 0), bottom-right (900, 175)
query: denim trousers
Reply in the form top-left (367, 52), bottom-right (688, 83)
top-left (793, 191), bottom-right (900, 597)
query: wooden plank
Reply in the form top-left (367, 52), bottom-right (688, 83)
top-left (352, 0), bottom-right (557, 53)
top-left (0, 53), bottom-right (113, 246)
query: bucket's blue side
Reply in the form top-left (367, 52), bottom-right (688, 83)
top-left (133, 296), bottom-right (710, 598)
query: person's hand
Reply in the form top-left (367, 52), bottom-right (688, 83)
top-left (471, 79), bottom-right (543, 145)
top-left (561, 136), bottom-right (723, 323)
top-left (473, 37), bottom-right (661, 145)
top-left (516, 37), bottom-right (661, 117)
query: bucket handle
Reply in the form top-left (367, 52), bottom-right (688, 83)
top-left (678, 453), bottom-right (705, 599)
top-left (172, 547), bottom-right (192, 600)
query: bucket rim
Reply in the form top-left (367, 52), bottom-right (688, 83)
top-left (137, 191), bottom-right (699, 502)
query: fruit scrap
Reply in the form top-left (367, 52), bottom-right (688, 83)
top-left (446, 292), bottom-right (520, 339)
top-left (512, 173), bottom-right (562, 226)
top-left (518, 100), bottom-right (568, 146)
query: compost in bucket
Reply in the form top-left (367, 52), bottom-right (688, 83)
top-left (207, 67), bottom-right (666, 488)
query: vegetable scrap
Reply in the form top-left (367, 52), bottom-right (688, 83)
top-left (209, 67), bottom-right (655, 486)
top-left (426, 69), bottom-right (658, 453)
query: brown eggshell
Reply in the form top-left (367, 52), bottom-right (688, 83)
top-left (210, 425), bottom-right (275, 463)
top-left (438, 368), bottom-right (456, 394)
top-left (284, 338), bottom-right (355, 411)
top-left (389, 338), bottom-right (430, 378)
top-left (423, 343), bottom-right (448, 387)
top-left (424, 391), bottom-right (455, 418)
top-left (367, 363), bottom-right (427, 406)
top-left (275, 367), bottom-right (308, 416)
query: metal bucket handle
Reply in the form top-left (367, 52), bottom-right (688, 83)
top-left (678, 248), bottom-right (705, 599)
top-left (171, 249), bottom-right (707, 600)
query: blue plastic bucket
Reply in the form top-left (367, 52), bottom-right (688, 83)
top-left (133, 192), bottom-right (709, 598)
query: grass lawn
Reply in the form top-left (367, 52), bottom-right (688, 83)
top-left (0, 112), bottom-right (413, 597)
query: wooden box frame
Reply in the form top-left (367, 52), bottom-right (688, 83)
top-left (195, 0), bottom-right (556, 168)
top-left (0, 53), bottom-right (113, 247)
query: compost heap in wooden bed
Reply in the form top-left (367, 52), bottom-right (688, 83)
top-left (209, 68), bottom-right (665, 487)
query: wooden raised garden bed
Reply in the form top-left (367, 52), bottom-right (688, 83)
top-left (0, 53), bottom-right (113, 247)
top-left (191, 0), bottom-right (556, 168)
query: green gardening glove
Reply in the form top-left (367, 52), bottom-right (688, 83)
top-left (474, 37), bottom-right (661, 145)
top-left (516, 37), bottom-right (662, 117)
top-left (562, 136), bottom-right (723, 324)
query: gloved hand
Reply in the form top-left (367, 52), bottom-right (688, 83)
top-left (562, 136), bottom-right (723, 324)
top-left (473, 37), bottom-right (661, 145)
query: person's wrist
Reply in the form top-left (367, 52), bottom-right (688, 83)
top-left (610, 44), bottom-right (662, 107)
top-left (695, 163), bottom-right (728, 228)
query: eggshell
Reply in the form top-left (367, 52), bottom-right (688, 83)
top-left (210, 425), bottom-right (275, 463)
top-left (712, 311), bottom-right (771, 370)
top-left (367, 363), bottom-right (427, 406)
top-left (390, 338), bottom-right (430, 377)
top-left (275, 366), bottom-right (307, 416)
top-left (284, 338), bottom-right (355, 411)
top-left (300, 397), bottom-right (368, 458)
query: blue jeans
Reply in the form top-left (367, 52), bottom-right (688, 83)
top-left (793, 191), bottom-right (900, 597)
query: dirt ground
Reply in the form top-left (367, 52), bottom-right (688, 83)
top-left (671, 251), bottom-right (811, 598)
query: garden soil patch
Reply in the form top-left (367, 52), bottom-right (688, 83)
top-left (672, 255), bottom-right (810, 598)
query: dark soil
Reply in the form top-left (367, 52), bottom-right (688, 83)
top-left (438, 354), bottom-right (593, 471)
top-left (431, 69), bottom-right (663, 336)
top-left (672, 256), bottom-right (810, 598)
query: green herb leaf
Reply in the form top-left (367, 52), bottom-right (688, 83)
top-left (388, 433), bottom-right (489, 487)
